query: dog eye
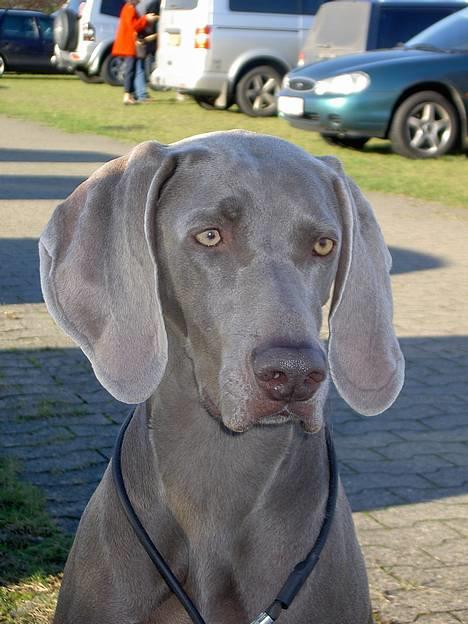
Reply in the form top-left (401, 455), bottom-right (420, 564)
top-left (195, 229), bottom-right (222, 247)
top-left (313, 238), bottom-right (335, 256)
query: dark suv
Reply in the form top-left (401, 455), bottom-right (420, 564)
top-left (0, 9), bottom-right (59, 75)
top-left (299, 0), bottom-right (465, 66)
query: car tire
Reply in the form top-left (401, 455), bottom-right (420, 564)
top-left (235, 65), bottom-right (282, 117)
top-left (390, 91), bottom-right (458, 159)
top-left (75, 69), bottom-right (104, 84)
top-left (193, 94), bottom-right (230, 110)
top-left (54, 9), bottom-right (79, 52)
top-left (0, 54), bottom-right (5, 76)
top-left (100, 54), bottom-right (125, 87)
top-left (321, 134), bottom-right (369, 150)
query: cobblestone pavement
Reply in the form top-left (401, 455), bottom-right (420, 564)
top-left (1, 115), bottom-right (467, 623)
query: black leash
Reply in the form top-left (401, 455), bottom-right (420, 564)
top-left (112, 410), bottom-right (339, 624)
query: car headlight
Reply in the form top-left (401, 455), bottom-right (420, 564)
top-left (314, 72), bottom-right (370, 96)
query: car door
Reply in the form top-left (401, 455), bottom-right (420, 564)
top-left (0, 13), bottom-right (42, 70)
top-left (37, 15), bottom-right (55, 69)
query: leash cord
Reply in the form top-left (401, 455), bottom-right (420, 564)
top-left (112, 410), bottom-right (206, 624)
top-left (112, 410), bottom-right (339, 624)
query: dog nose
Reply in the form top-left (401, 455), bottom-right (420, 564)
top-left (252, 346), bottom-right (326, 402)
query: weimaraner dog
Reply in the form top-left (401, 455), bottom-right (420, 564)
top-left (40, 131), bottom-right (404, 624)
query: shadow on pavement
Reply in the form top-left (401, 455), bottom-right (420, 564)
top-left (0, 148), bottom-right (118, 163)
top-left (0, 239), bottom-right (448, 306)
top-left (0, 238), bottom-right (42, 305)
top-left (0, 175), bottom-right (87, 200)
top-left (0, 335), bottom-right (467, 534)
top-left (390, 246), bottom-right (448, 274)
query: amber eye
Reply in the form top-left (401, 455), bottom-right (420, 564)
top-left (313, 237), bottom-right (335, 256)
top-left (195, 229), bottom-right (222, 247)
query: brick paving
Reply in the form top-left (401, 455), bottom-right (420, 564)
top-left (1, 115), bottom-right (467, 623)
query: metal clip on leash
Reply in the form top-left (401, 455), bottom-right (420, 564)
top-left (112, 411), bottom-right (339, 624)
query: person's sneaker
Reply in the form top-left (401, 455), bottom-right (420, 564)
top-left (138, 96), bottom-right (155, 103)
top-left (123, 95), bottom-right (138, 105)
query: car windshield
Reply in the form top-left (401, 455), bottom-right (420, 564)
top-left (405, 7), bottom-right (468, 51)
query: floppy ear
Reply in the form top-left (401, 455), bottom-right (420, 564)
top-left (319, 156), bottom-right (404, 416)
top-left (39, 141), bottom-right (175, 404)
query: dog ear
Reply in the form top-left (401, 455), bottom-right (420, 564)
top-left (319, 156), bottom-right (404, 416)
top-left (39, 141), bottom-right (175, 404)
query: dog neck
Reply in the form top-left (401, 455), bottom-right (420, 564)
top-left (144, 326), bottom-right (330, 533)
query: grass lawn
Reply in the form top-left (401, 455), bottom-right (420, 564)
top-left (0, 458), bottom-right (71, 624)
top-left (0, 74), bottom-right (466, 208)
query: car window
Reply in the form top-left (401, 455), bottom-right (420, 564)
top-left (1, 14), bottom-right (39, 39)
top-left (407, 7), bottom-right (468, 51)
top-left (311, 2), bottom-right (370, 47)
top-left (302, 0), bottom-right (327, 15)
top-left (163, 0), bottom-right (198, 8)
top-left (62, 0), bottom-right (86, 10)
top-left (377, 7), bottom-right (457, 48)
top-left (100, 0), bottom-right (125, 17)
top-left (38, 16), bottom-right (54, 41)
top-left (229, 0), bottom-right (302, 15)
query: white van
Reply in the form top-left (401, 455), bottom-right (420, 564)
top-left (53, 0), bottom-right (125, 85)
top-left (151, 0), bottom-right (326, 116)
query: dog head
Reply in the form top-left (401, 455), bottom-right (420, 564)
top-left (40, 131), bottom-right (404, 433)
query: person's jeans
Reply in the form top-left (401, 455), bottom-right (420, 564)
top-left (134, 57), bottom-right (147, 100)
top-left (123, 56), bottom-right (137, 94)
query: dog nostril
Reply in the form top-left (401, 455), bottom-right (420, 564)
top-left (259, 370), bottom-right (286, 383)
top-left (307, 371), bottom-right (326, 384)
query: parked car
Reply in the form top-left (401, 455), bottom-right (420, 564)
top-left (277, 7), bottom-right (468, 158)
top-left (52, 0), bottom-right (125, 85)
top-left (299, 0), bottom-right (465, 66)
top-left (150, 0), bottom-right (328, 117)
top-left (0, 9), bottom-right (62, 75)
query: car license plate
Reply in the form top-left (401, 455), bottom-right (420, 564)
top-left (167, 32), bottom-right (181, 46)
top-left (278, 96), bottom-right (304, 116)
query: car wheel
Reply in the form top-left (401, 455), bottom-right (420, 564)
top-left (0, 55), bottom-right (5, 76)
top-left (390, 91), bottom-right (458, 159)
top-left (321, 134), bottom-right (369, 150)
top-left (75, 69), bottom-right (104, 84)
top-left (100, 55), bottom-right (125, 87)
top-left (193, 94), bottom-right (230, 110)
top-left (235, 65), bottom-right (282, 117)
top-left (54, 9), bottom-right (79, 52)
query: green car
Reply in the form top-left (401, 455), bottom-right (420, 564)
top-left (277, 7), bottom-right (468, 158)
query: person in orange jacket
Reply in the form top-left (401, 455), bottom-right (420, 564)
top-left (112, 0), bottom-right (158, 105)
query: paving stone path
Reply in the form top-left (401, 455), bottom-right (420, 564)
top-left (1, 115), bottom-right (467, 623)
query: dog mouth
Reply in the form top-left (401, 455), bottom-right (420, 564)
top-left (201, 388), bottom-right (321, 434)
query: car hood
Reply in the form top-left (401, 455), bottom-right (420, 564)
top-left (292, 48), bottom-right (460, 78)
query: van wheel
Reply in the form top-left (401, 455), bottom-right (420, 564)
top-left (100, 55), bottom-right (125, 86)
top-left (193, 95), bottom-right (230, 110)
top-left (236, 65), bottom-right (282, 117)
top-left (194, 95), bottom-right (218, 110)
top-left (0, 55), bottom-right (5, 76)
top-left (390, 91), bottom-right (458, 158)
top-left (54, 9), bottom-right (79, 52)
top-left (75, 69), bottom-right (103, 84)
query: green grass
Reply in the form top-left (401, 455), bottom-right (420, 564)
top-left (0, 458), bottom-right (71, 623)
top-left (0, 74), bottom-right (466, 208)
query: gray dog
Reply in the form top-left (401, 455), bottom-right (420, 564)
top-left (40, 131), bottom-right (404, 624)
